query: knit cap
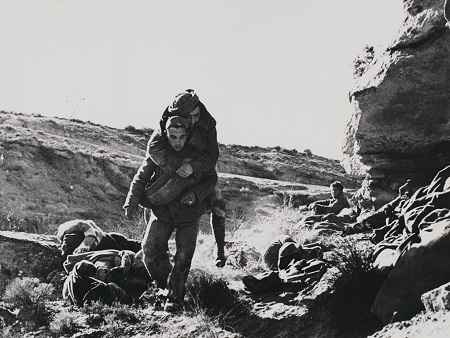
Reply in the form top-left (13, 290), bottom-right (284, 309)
top-left (167, 89), bottom-right (199, 117)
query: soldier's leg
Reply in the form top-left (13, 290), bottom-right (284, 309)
top-left (167, 219), bottom-right (200, 306)
top-left (208, 184), bottom-right (227, 267)
top-left (141, 216), bottom-right (174, 289)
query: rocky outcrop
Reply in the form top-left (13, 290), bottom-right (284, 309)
top-left (342, 0), bottom-right (450, 206)
top-left (421, 281), bottom-right (450, 311)
top-left (0, 231), bottom-right (62, 294)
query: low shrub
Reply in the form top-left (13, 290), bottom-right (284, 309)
top-left (305, 238), bottom-right (386, 337)
top-left (80, 301), bottom-right (159, 337)
top-left (185, 269), bottom-right (249, 318)
top-left (124, 125), bottom-right (137, 133)
top-left (49, 310), bottom-right (80, 335)
top-left (2, 277), bottom-right (54, 327)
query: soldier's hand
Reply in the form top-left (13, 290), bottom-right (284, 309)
top-left (176, 163), bottom-right (193, 178)
top-left (73, 242), bottom-right (90, 254)
top-left (181, 191), bottom-right (196, 205)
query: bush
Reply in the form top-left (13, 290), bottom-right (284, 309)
top-left (305, 239), bottom-right (385, 337)
top-left (124, 125), bottom-right (137, 133)
top-left (139, 127), bottom-right (154, 136)
top-left (49, 310), bottom-right (79, 335)
top-left (81, 301), bottom-right (139, 323)
top-left (304, 149), bottom-right (312, 157)
top-left (0, 208), bottom-right (21, 231)
top-left (185, 269), bottom-right (249, 318)
top-left (3, 277), bottom-right (54, 327)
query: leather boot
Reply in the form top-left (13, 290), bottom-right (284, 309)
top-left (211, 215), bottom-right (226, 267)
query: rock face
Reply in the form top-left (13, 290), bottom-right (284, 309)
top-left (0, 231), bottom-right (62, 294)
top-left (421, 281), bottom-right (450, 312)
top-left (343, 0), bottom-right (450, 206)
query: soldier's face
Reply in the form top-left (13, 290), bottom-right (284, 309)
top-left (331, 187), bottom-right (342, 199)
top-left (187, 106), bottom-right (200, 128)
top-left (166, 127), bottom-right (187, 152)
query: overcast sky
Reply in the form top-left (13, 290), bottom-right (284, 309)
top-left (0, 0), bottom-right (405, 159)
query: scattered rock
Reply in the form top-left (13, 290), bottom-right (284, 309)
top-left (421, 281), bottom-right (450, 312)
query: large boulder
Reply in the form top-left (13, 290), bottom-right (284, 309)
top-left (371, 218), bottom-right (450, 324)
top-left (0, 231), bottom-right (62, 294)
top-left (342, 0), bottom-right (450, 206)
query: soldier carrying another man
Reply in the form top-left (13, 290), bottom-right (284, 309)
top-left (124, 115), bottom-right (217, 312)
top-left (124, 89), bottom-right (227, 267)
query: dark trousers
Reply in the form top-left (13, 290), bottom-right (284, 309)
top-left (142, 216), bottom-right (200, 302)
top-left (208, 183), bottom-right (226, 254)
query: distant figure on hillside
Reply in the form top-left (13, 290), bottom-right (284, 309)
top-left (57, 219), bottom-right (141, 259)
top-left (124, 89), bottom-right (227, 268)
top-left (124, 116), bottom-right (218, 312)
top-left (308, 181), bottom-right (350, 215)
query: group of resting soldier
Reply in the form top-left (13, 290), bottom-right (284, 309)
top-left (242, 165), bottom-right (450, 297)
top-left (242, 180), bottom-right (351, 294)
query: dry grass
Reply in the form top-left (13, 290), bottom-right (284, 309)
top-left (2, 277), bottom-right (54, 331)
top-left (303, 238), bottom-right (386, 337)
top-left (49, 309), bottom-right (80, 335)
top-left (80, 301), bottom-right (160, 337)
top-left (229, 206), bottom-right (305, 254)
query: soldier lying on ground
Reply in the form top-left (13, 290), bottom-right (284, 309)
top-left (352, 165), bottom-right (450, 271)
top-left (57, 219), bottom-right (141, 259)
top-left (242, 235), bottom-right (327, 294)
top-left (62, 249), bottom-right (152, 306)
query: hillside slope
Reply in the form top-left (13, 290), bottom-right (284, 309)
top-left (0, 111), bottom-right (356, 234)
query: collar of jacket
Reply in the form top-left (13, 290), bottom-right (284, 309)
top-left (196, 102), bottom-right (216, 130)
